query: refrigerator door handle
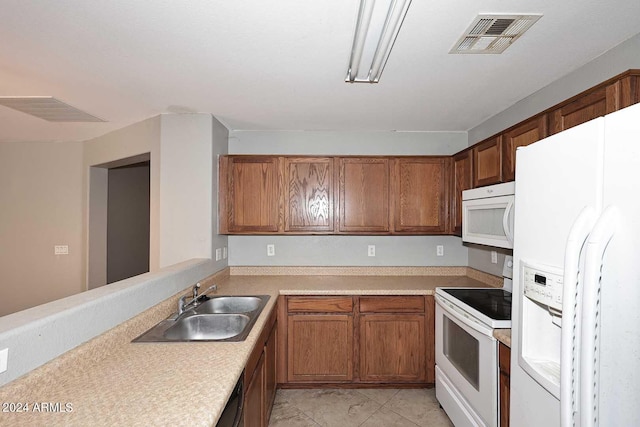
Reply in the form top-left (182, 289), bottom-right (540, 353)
top-left (560, 206), bottom-right (596, 427)
top-left (580, 206), bottom-right (618, 427)
top-left (503, 199), bottom-right (515, 244)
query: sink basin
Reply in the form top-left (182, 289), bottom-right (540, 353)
top-left (132, 295), bottom-right (270, 343)
top-left (192, 296), bottom-right (263, 314)
top-left (163, 313), bottom-right (250, 340)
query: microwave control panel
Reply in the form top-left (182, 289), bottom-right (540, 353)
top-left (522, 261), bottom-right (564, 312)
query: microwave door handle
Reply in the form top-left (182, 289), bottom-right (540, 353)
top-left (560, 206), bottom-right (595, 427)
top-left (503, 199), bottom-right (515, 244)
top-left (580, 206), bottom-right (618, 427)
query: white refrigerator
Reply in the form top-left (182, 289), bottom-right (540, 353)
top-left (511, 102), bottom-right (640, 427)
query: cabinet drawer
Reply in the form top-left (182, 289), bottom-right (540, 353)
top-left (287, 296), bottom-right (353, 313)
top-left (359, 296), bottom-right (425, 313)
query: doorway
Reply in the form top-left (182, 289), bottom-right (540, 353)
top-left (106, 161), bottom-right (150, 284)
top-left (88, 154), bottom-right (150, 289)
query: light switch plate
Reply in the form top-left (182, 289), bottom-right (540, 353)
top-left (223, 247), bottom-right (227, 259)
top-left (491, 251), bottom-right (498, 264)
top-left (0, 348), bottom-right (7, 373)
top-left (54, 245), bottom-right (69, 255)
top-left (215, 248), bottom-right (222, 261)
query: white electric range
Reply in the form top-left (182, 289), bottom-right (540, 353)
top-left (434, 257), bottom-right (513, 427)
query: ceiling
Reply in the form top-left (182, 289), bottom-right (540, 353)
top-left (1, 0), bottom-right (639, 143)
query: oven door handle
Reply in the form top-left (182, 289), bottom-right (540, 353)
top-left (435, 294), bottom-right (494, 337)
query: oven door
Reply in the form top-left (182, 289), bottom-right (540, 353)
top-left (435, 295), bottom-right (498, 427)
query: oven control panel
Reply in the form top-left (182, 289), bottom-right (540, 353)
top-left (522, 261), bottom-right (564, 312)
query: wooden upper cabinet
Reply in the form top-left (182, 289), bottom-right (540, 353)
top-left (337, 157), bottom-right (390, 233)
top-left (607, 74), bottom-right (640, 111)
top-left (451, 149), bottom-right (473, 236)
top-left (219, 156), bottom-right (281, 233)
top-left (473, 136), bottom-right (502, 187)
top-left (284, 157), bottom-right (334, 233)
top-left (549, 86), bottom-right (608, 135)
top-left (392, 157), bottom-right (449, 234)
top-left (502, 115), bottom-right (548, 182)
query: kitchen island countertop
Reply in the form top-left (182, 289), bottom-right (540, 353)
top-left (0, 267), bottom-right (499, 427)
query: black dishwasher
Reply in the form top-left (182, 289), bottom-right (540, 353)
top-left (216, 374), bottom-right (244, 427)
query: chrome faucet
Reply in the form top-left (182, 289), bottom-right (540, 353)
top-left (176, 282), bottom-right (218, 315)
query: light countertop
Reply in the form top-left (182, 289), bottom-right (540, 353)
top-left (0, 267), bottom-right (498, 427)
top-left (494, 329), bottom-right (512, 348)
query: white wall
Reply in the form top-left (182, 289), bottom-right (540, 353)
top-left (159, 114), bottom-right (215, 267)
top-left (229, 130), bottom-right (467, 156)
top-left (212, 116), bottom-right (230, 264)
top-left (230, 235), bottom-right (467, 267)
top-left (0, 142), bottom-right (84, 316)
top-left (228, 130), bottom-right (469, 267)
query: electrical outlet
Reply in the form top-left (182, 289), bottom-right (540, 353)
top-left (223, 247), bottom-right (227, 259)
top-left (215, 248), bottom-right (222, 261)
top-left (436, 245), bottom-right (444, 256)
top-left (491, 251), bottom-right (498, 264)
top-left (0, 348), bottom-right (7, 373)
top-left (368, 245), bottom-right (376, 257)
top-left (54, 245), bottom-right (69, 255)
top-left (267, 244), bottom-right (275, 257)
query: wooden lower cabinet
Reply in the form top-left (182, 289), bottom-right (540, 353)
top-left (281, 295), bottom-right (433, 386)
top-left (499, 342), bottom-right (511, 427)
top-left (264, 323), bottom-right (277, 420)
top-left (244, 352), bottom-right (265, 427)
top-left (287, 314), bottom-right (353, 382)
top-left (359, 314), bottom-right (426, 382)
top-left (243, 306), bottom-right (277, 427)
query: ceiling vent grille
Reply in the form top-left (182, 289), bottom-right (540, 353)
top-left (450, 14), bottom-right (542, 54)
top-left (0, 96), bottom-right (105, 122)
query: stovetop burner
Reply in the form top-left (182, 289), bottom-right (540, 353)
top-left (441, 288), bottom-right (512, 321)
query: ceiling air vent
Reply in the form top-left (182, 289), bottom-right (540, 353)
top-left (0, 96), bottom-right (105, 122)
top-left (450, 14), bottom-right (542, 54)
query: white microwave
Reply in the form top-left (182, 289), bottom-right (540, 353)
top-left (462, 182), bottom-right (515, 249)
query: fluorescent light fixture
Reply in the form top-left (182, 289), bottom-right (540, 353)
top-left (345, 0), bottom-right (412, 83)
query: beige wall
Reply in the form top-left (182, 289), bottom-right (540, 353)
top-left (0, 142), bottom-right (84, 316)
top-left (1, 113), bottom-right (228, 316)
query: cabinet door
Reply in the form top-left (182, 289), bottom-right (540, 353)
top-left (392, 157), bottom-right (448, 234)
top-left (499, 343), bottom-right (511, 427)
top-left (549, 86), bottom-right (607, 135)
top-left (284, 157), bottom-right (334, 232)
top-left (473, 136), bottom-right (502, 187)
top-left (502, 115), bottom-right (547, 182)
top-left (287, 314), bottom-right (353, 382)
top-left (244, 353), bottom-right (265, 427)
top-left (221, 156), bottom-right (281, 233)
top-left (359, 314), bottom-right (426, 382)
top-left (451, 150), bottom-right (473, 236)
top-left (337, 157), bottom-right (390, 233)
top-left (264, 323), bottom-right (277, 424)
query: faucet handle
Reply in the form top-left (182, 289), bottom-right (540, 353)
top-left (192, 282), bottom-right (201, 299)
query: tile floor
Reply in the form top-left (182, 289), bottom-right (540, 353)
top-left (268, 388), bottom-right (454, 427)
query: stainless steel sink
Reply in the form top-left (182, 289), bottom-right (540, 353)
top-left (132, 295), bottom-right (270, 343)
top-left (192, 296), bottom-right (263, 314)
top-left (163, 313), bottom-right (250, 340)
